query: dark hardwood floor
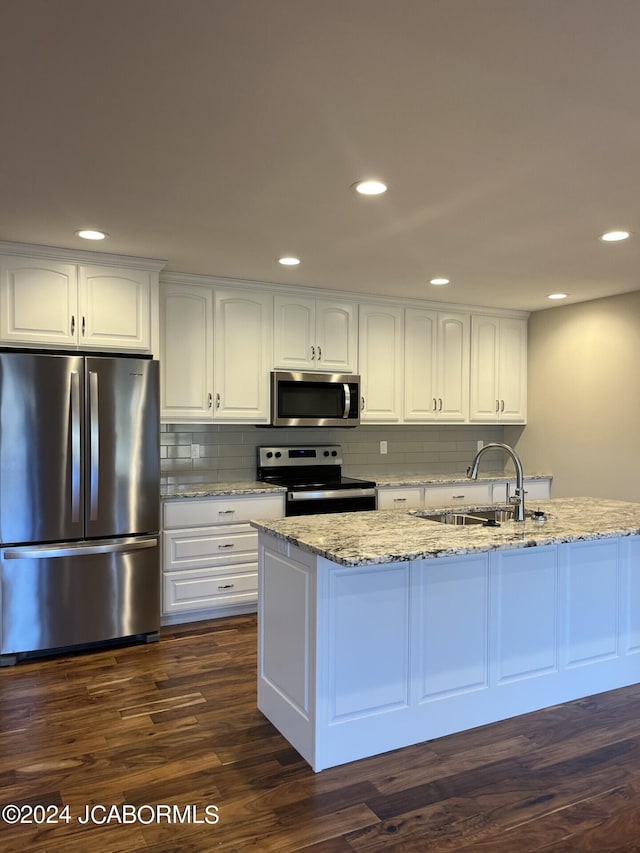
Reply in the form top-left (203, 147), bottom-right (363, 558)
top-left (3, 614), bottom-right (640, 852)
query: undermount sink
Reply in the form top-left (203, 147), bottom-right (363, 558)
top-left (419, 507), bottom-right (516, 527)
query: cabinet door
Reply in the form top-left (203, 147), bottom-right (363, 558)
top-left (315, 299), bottom-right (357, 372)
top-left (0, 256), bottom-right (78, 346)
top-left (359, 303), bottom-right (403, 422)
top-left (498, 318), bottom-right (527, 422)
top-left (273, 294), bottom-right (315, 369)
top-left (79, 265), bottom-right (151, 350)
top-left (159, 282), bottom-right (214, 421)
top-left (214, 288), bottom-right (272, 421)
top-left (404, 308), bottom-right (438, 421)
top-left (469, 315), bottom-right (501, 421)
top-left (437, 312), bottom-right (469, 421)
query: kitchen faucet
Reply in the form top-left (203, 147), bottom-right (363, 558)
top-left (467, 442), bottom-right (526, 522)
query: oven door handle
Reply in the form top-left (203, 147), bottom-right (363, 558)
top-left (287, 487), bottom-right (377, 501)
top-left (342, 383), bottom-right (351, 419)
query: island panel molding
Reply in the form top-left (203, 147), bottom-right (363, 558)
top-left (256, 499), bottom-right (640, 771)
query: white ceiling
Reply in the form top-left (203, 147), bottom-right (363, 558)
top-left (2, 0), bottom-right (640, 312)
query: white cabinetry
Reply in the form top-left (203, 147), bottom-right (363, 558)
top-left (376, 487), bottom-right (424, 510)
top-left (274, 295), bottom-right (357, 372)
top-left (377, 478), bottom-right (548, 510)
top-left (159, 280), bottom-right (272, 423)
top-left (358, 303), bottom-right (403, 422)
top-left (213, 288), bottom-right (273, 422)
top-left (0, 254), bottom-right (154, 351)
top-left (470, 315), bottom-right (527, 423)
top-left (159, 282), bottom-right (214, 421)
top-left (162, 492), bottom-right (284, 620)
top-left (492, 477), bottom-right (551, 504)
top-left (404, 309), bottom-right (469, 422)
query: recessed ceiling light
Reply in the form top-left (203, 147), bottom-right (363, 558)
top-left (547, 293), bottom-right (568, 300)
top-left (352, 179), bottom-right (388, 196)
top-left (75, 229), bottom-right (109, 241)
top-left (430, 278), bottom-right (450, 286)
top-left (599, 230), bottom-right (630, 242)
top-left (277, 256), bottom-right (300, 266)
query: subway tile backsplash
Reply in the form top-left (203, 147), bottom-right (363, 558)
top-left (160, 423), bottom-right (507, 484)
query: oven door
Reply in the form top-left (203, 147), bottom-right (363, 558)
top-left (286, 488), bottom-right (376, 516)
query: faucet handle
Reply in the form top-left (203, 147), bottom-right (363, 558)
top-left (508, 494), bottom-right (521, 506)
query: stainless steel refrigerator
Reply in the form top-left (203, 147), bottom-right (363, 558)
top-left (0, 351), bottom-right (160, 664)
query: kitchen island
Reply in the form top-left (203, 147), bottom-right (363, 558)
top-left (253, 498), bottom-right (640, 771)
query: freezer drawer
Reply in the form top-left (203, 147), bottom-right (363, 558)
top-left (0, 537), bottom-right (159, 657)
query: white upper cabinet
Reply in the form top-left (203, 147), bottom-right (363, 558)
top-left (213, 288), bottom-right (273, 422)
top-left (358, 303), bottom-right (403, 422)
top-left (0, 253), bottom-right (154, 351)
top-left (273, 294), bottom-right (357, 372)
top-left (159, 282), bottom-right (214, 421)
top-left (470, 315), bottom-right (527, 423)
top-left (404, 309), bottom-right (469, 422)
top-left (78, 265), bottom-right (151, 350)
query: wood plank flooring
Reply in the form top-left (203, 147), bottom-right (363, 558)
top-left (3, 614), bottom-right (640, 851)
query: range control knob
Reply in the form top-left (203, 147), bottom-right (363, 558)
top-left (331, 450), bottom-right (338, 457)
top-left (266, 451), bottom-right (273, 458)
top-left (275, 451), bottom-right (282, 458)
top-left (323, 450), bottom-right (330, 456)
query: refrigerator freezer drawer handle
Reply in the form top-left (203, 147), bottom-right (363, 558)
top-left (70, 370), bottom-right (81, 523)
top-left (3, 538), bottom-right (158, 559)
top-left (89, 370), bottom-right (99, 520)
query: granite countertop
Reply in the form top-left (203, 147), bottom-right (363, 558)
top-left (161, 471), bottom-right (552, 499)
top-left (371, 471), bottom-right (552, 487)
top-left (161, 481), bottom-right (286, 499)
top-left (251, 497), bottom-right (640, 567)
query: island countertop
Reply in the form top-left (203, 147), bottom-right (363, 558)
top-left (251, 497), bottom-right (640, 567)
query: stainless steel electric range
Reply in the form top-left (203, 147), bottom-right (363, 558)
top-left (257, 445), bottom-right (377, 516)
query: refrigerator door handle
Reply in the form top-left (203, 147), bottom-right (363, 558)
top-left (3, 537), bottom-right (158, 560)
top-left (70, 370), bottom-right (81, 523)
top-left (89, 370), bottom-right (100, 521)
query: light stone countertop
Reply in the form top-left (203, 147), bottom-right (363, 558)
top-left (160, 471), bottom-right (552, 499)
top-left (161, 481), bottom-right (286, 499)
top-left (251, 497), bottom-right (640, 567)
top-left (368, 471), bottom-right (552, 487)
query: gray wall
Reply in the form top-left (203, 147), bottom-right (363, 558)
top-left (506, 289), bottom-right (640, 501)
top-left (161, 423), bottom-right (506, 484)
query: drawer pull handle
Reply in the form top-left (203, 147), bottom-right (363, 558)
top-left (218, 510), bottom-right (235, 516)
top-left (218, 543), bottom-right (235, 549)
top-left (218, 583), bottom-right (235, 590)
top-left (393, 497), bottom-right (407, 503)
top-left (452, 494), bottom-right (465, 499)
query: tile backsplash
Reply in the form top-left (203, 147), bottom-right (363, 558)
top-left (160, 423), bottom-right (507, 484)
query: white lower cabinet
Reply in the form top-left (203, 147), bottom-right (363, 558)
top-left (376, 487), bottom-right (424, 510)
top-left (162, 492), bottom-right (284, 620)
top-left (377, 478), bottom-right (551, 510)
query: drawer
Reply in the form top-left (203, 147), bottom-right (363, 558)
top-left (377, 487), bottom-right (423, 510)
top-left (423, 483), bottom-right (492, 506)
top-left (163, 525), bottom-right (257, 571)
top-left (163, 493), bottom-right (285, 529)
top-left (163, 567), bottom-right (258, 614)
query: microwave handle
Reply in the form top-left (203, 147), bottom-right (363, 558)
top-left (342, 383), bottom-right (351, 418)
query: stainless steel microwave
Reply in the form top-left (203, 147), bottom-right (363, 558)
top-left (270, 371), bottom-right (361, 427)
